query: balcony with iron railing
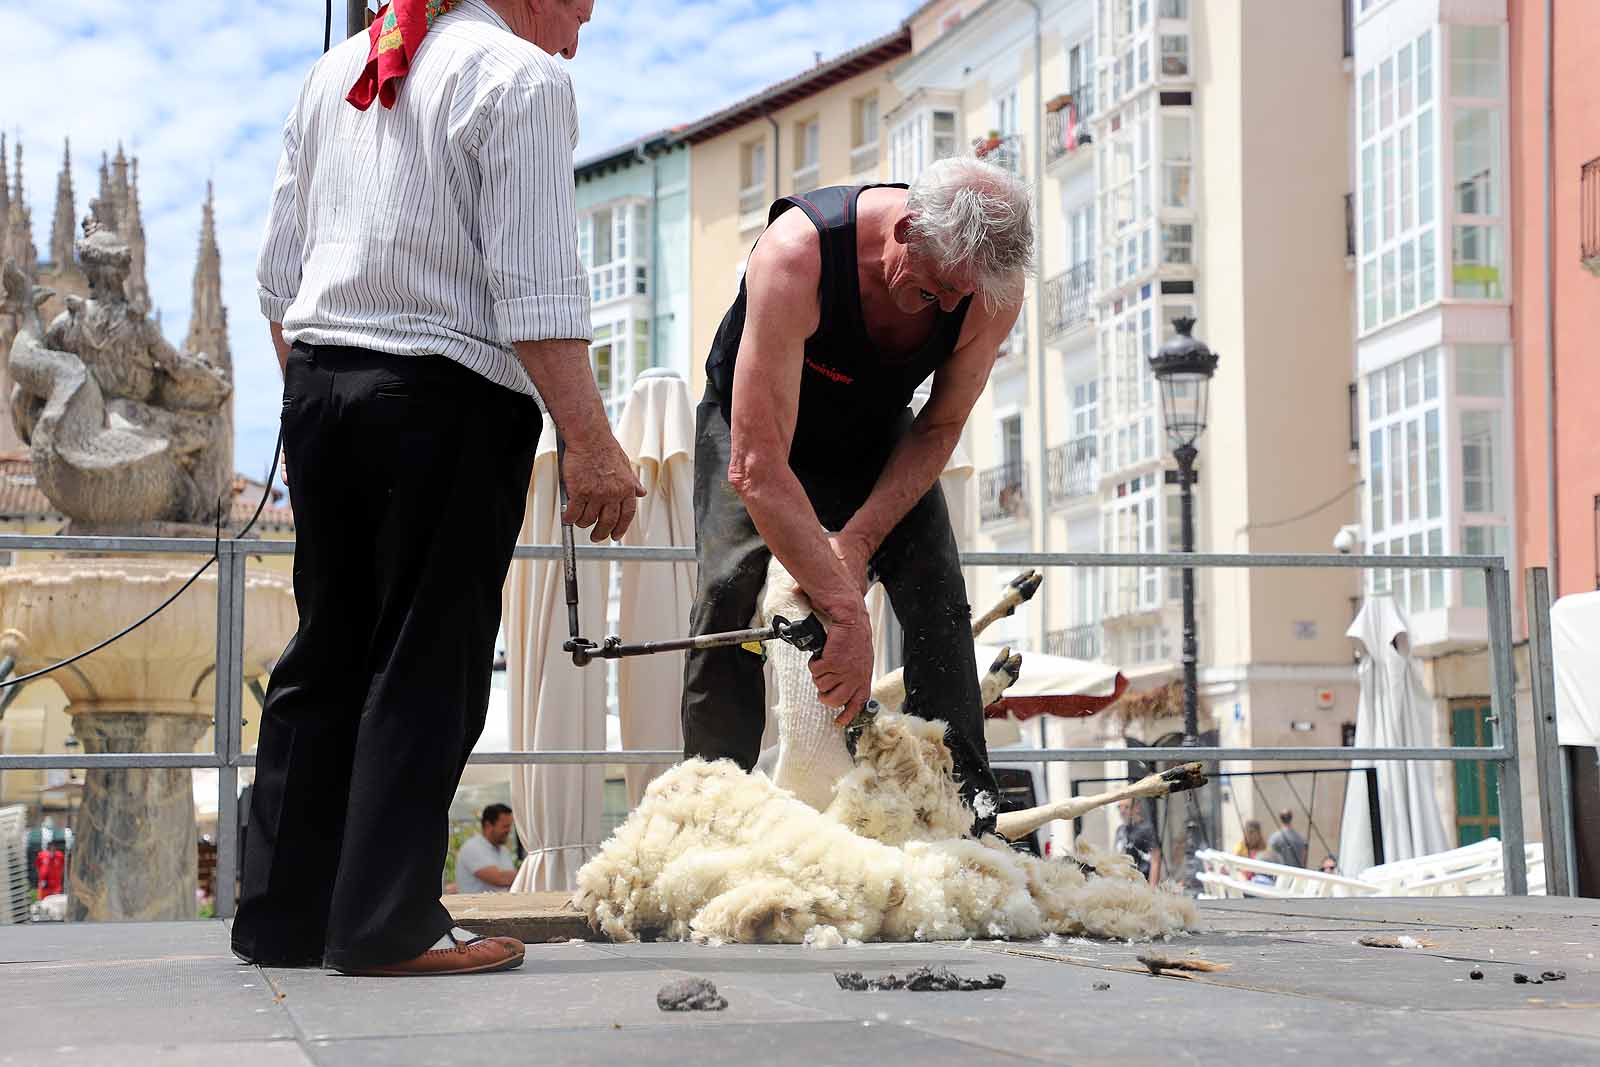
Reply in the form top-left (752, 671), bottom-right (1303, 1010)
top-left (979, 461), bottom-right (1029, 526)
top-left (792, 164), bottom-right (820, 193)
top-left (1583, 157), bottom-right (1600, 275)
top-left (1044, 623), bottom-right (1101, 661)
top-left (1046, 435), bottom-right (1098, 507)
top-left (1044, 90), bottom-right (1093, 168)
top-left (1044, 261), bottom-right (1095, 340)
top-left (975, 133), bottom-right (1025, 177)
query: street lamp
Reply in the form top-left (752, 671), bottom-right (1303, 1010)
top-left (1149, 316), bottom-right (1218, 747)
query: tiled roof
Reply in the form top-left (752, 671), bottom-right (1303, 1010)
top-left (677, 27), bottom-right (912, 144)
top-left (0, 454), bottom-right (294, 532)
top-left (0, 454), bottom-right (59, 520)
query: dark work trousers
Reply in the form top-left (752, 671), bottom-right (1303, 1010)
top-left (680, 390), bottom-right (1000, 834)
top-left (231, 343), bottom-right (539, 970)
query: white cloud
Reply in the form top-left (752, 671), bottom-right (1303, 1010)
top-left (1, 0), bottom-right (915, 478)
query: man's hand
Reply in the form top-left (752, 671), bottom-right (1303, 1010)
top-left (828, 531), bottom-right (875, 596)
top-left (808, 612), bottom-right (874, 725)
top-left (560, 431), bottom-right (645, 542)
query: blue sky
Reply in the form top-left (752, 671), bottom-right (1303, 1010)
top-left (1, 0), bottom-right (914, 479)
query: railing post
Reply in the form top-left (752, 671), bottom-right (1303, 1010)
top-left (1524, 566), bottom-right (1577, 895)
top-left (1485, 564), bottom-right (1528, 895)
top-left (213, 542), bottom-right (247, 919)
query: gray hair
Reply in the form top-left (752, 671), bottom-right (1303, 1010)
top-left (903, 156), bottom-right (1034, 309)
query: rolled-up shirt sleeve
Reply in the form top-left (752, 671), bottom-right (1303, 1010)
top-left (475, 69), bottom-right (591, 345)
top-left (256, 109), bottom-right (304, 323)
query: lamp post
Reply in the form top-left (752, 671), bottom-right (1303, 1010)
top-left (1148, 317), bottom-right (1218, 747)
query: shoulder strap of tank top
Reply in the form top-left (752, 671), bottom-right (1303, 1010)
top-left (769, 188), bottom-right (853, 336)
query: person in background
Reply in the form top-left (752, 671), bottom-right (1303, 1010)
top-left (1320, 854), bottom-right (1339, 875)
top-left (1269, 808), bottom-right (1309, 868)
top-left (1116, 797), bottom-right (1163, 887)
top-left (456, 805), bottom-right (519, 894)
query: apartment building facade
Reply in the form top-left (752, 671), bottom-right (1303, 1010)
top-left (1509, 0), bottom-right (1600, 602)
top-left (573, 137), bottom-right (693, 420)
top-left (884, 1), bottom-right (1363, 858)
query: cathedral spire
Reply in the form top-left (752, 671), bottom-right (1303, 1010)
top-left (125, 156), bottom-right (150, 310)
top-left (111, 143), bottom-right (130, 237)
top-left (50, 139), bottom-right (76, 266)
top-left (0, 134), bottom-right (9, 266)
top-left (9, 141), bottom-right (36, 275)
top-left (185, 180), bottom-right (230, 371)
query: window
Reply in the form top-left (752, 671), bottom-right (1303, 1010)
top-left (1162, 114), bottom-right (1192, 208)
top-left (740, 140), bottom-right (767, 219)
top-left (1161, 223), bottom-right (1193, 265)
top-left (1000, 413), bottom-right (1024, 472)
top-left (1451, 107), bottom-right (1504, 299)
top-left (793, 118), bottom-right (820, 188)
top-left (1160, 35), bottom-right (1189, 77)
top-left (1456, 345), bottom-right (1503, 396)
top-left (1451, 25), bottom-right (1502, 99)
top-left (634, 319), bottom-right (652, 376)
top-left (741, 140), bottom-right (766, 190)
top-left (852, 94), bottom-right (879, 149)
top-left (1101, 474), bottom-right (1172, 617)
top-left (889, 106), bottom-right (960, 182)
top-left (1159, 0), bottom-right (1187, 15)
top-left (1460, 409), bottom-right (1501, 514)
top-left (1098, 96), bottom-right (1154, 289)
top-left (582, 202), bottom-right (649, 305)
top-left (1072, 379), bottom-right (1100, 437)
top-left (1069, 42), bottom-right (1095, 118)
top-left (932, 109), bottom-right (959, 160)
top-left (1363, 348), bottom-right (1446, 614)
top-left (1358, 28), bottom-right (1438, 332)
top-left (1097, 285), bottom-right (1159, 478)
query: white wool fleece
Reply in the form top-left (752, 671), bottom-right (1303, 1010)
top-left (573, 712), bottom-right (1198, 946)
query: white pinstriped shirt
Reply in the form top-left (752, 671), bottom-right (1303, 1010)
top-left (256, 0), bottom-right (589, 396)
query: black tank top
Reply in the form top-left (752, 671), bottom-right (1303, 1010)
top-left (705, 184), bottom-right (972, 501)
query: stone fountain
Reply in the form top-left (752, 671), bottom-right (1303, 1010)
top-left (0, 212), bottom-right (295, 921)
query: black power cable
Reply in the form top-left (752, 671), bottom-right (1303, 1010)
top-left (0, 1), bottom-right (330, 690)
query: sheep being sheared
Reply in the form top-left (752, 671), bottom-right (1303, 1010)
top-left (574, 564), bottom-right (1201, 945)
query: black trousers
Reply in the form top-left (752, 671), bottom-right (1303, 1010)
top-left (680, 390), bottom-right (1000, 833)
top-left (232, 344), bottom-right (539, 969)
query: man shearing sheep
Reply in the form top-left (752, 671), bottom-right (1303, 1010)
top-left (682, 159), bottom-right (1034, 833)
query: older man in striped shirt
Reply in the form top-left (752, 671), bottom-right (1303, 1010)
top-left (233, 0), bottom-right (635, 978)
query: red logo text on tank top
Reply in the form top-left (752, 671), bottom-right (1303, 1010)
top-left (805, 357), bottom-right (854, 385)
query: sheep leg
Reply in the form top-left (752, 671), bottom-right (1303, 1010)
top-left (871, 645), bottom-right (1021, 714)
top-left (993, 763), bottom-right (1207, 842)
top-left (971, 570), bottom-right (1043, 638)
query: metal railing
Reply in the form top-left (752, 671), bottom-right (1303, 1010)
top-left (1582, 157), bottom-right (1600, 272)
top-left (977, 133), bottom-right (1025, 176)
top-left (0, 534), bottom-right (1575, 917)
top-left (1046, 435), bottom-right (1098, 506)
top-left (1044, 261), bottom-right (1095, 339)
top-left (1344, 192), bottom-right (1357, 257)
top-left (1044, 623), bottom-right (1101, 661)
top-left (1045, 94), bottom-right (1092, 167)
top-left (979, 462), bottom-right (1029, 525)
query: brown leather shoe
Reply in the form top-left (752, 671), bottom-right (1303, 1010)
top-left (338, 932), bottom-right (526, 977)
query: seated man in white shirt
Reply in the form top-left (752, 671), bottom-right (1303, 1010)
top-left (456, 805), bottom-right (519, 894)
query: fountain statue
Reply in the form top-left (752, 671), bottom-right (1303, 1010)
top-left (0, 205), bottom-right (295, 921)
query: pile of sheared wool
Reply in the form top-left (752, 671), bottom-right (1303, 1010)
top-left (574, 710), bottom-right (1196, 945)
